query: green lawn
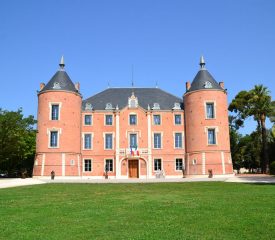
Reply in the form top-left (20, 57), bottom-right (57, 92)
top-left (0, 182), bottom-right (274, 240)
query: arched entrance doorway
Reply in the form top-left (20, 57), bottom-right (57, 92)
top-left (120, 157), bottom-right (148, 179)
top-left (128, 159), bottom-right (139, 178)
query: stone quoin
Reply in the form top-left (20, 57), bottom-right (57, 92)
top-left (33, 56), bottom-right (233, 179)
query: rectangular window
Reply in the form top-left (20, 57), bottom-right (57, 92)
top-left (175, 133), bottom-right (183, 148)
top-left (50, 131), bottom-right (58, 147)
top-left (129, 133), bottom-right (137, 148)
top-left (105, 115), bottom-right (113, 125)
top-left (176, 158), bottom-right (183, 171)
top-left (153, 115), bottom-right (161, 125)
top-left (174, 114), bottom-right (182, 125)
top-left (129, 114), bottom-right (137, 125)
top-left (84, 159), bottom-right (92, 172)
top-left (84, 134), bottom-right (92, 149)
top-left (206, 103), bottom-right (215, 119)
top-left (105, 134), bottom-right (113, 149)
top-left (208, 129), bottom-right (216, 145)
top-left (154, 159), bottom-right (162, 171)
top-left (105, 159), bottom-right (113, 172)
top-left (51, 104), bottom-right (59, 120)
top-left (154, 133), bottom-right (161, 149)
top-left (84, 115), bottom-right (92, 125)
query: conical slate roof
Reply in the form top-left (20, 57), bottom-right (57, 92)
top-left (40, 57), bottom-right (79, 94)
top-left (40, 70), bottom-right (78, 93)
top-left (187, 57), bottom-right (223, 93)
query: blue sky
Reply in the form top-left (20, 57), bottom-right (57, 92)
top-left (0, 0), bottom-right (274, 134)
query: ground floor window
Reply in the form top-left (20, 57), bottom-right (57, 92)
top-left (175, 158), bottom-right (183, 171)
top-left (154, 159), bottom-right (162, 171)
top-left (105, 159), bottom-right (113, 172)
top-left (84, 159), bottom-right (92, 172)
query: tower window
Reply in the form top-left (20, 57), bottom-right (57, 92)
top-left (129, 114), bottom-right (137, 125)
top-left (208, 129), bottom-right (216, 145)
top-left (105, 115), bottom-right (113, 125)
top-left (206, 103), bottom-right (215, 119)
top-left (51, 104), bottom-right (59, 120)
top-left (50, 131), bottom-right (58, 147)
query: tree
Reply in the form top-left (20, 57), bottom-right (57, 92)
top-left (229, 85), bottom-right (275, 173)
top-left (0, 108), bottom-right (36, 176)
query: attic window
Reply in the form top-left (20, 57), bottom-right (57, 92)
top-left (152, 103), bottom-right (160, 110)
top-left (85, 103), bottom-right (93, 110)
top-left (173, 102), bottom-right (181, 110)
top-left (204, 81), bottom-right (212, 89)
top-left (53, 82), bottom-right (61, 89)
top-left (105, 103), bottom-right (113, 110)
top-left (128, 92), bottom-right (138, 108)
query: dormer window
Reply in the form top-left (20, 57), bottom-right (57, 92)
top-left (53, 82), bottom-right (61, 89)
top-left (204, 81), bottom-right (212, 88)
top-left (105, 103), bottom-right (113, 110)
top-left (172, 102), bottom-right (181, 110)
top-left (128, 92), bottom-right (138, 108)
top-left (85, 103), bottom-right (93, 110)
top-left (152, 103), bottom-right (160, 110)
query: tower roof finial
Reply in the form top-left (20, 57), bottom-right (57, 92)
top-left (199, 55), bottom-right (206, 69)
top-left (59, 56), bottom-right (65, 69)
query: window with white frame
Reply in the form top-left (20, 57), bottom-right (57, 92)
top-left (105, 115), bottom-right (113, 125)
top-left (175, 158), bottom-right (183, 171)
top-left (206, 103), bottom-right (215, 119)
top-left (129, 114), bottom-right (137, 125)
top-left (105, 133), bottom-right (113, 149)
top-left (208, 129), bottom-right (216, 145)
top-left (174, 114), bottom-right (182, 125)
top-left (154, 133), bottom-right (161, 149)
top-left (84, 115), bottom-right (92, 125)
top-left (129, 133), bottom-right (137, 148)
top-left (84, 159), bottom-right (92, 172)
top-left (154, 159), bottom-right (162, 171)
top-left (50, 131), bottom-right (58, 147)
top-left (84, 134), bottom-right (92, 149)
top-left (51, 104), bottom-right (59, 120)
top-left (153, 115), bottom-right (161, 125)
top-left (105, 159), bottom-right (113, 172)
top-left (175, 133), bottom-right (183, 148)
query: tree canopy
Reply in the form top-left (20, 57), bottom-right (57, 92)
top-left (229, 85), bottom-right (275, 173)
top-left (0, 108), bottom-right (36, 176)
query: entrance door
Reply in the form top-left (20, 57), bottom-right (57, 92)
top-left (128, 160), bottom-right (139, 178)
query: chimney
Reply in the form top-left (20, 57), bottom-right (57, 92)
top-left (186, 81), bottom-right (191, 91)
top-left (219, 82), bottom-right (224, 89)
top-left (40, 83), bottom-right (45, 90)
top-left (75, 82), bottom-right (80, 91)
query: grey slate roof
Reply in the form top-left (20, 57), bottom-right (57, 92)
top-left (40, 70), bottom-right (79, 93)
top-left (82, 88), bottom-right (183, 110)
top-left (187, 69), bottom-right (223, 92)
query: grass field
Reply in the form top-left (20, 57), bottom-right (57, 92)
top-left (0, 182), bottom-right (274, 240)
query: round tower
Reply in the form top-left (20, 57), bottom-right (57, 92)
top-left (33, 57), bottom-right (82, 177)
top-left (184, 57), bottom-right (233, 176)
